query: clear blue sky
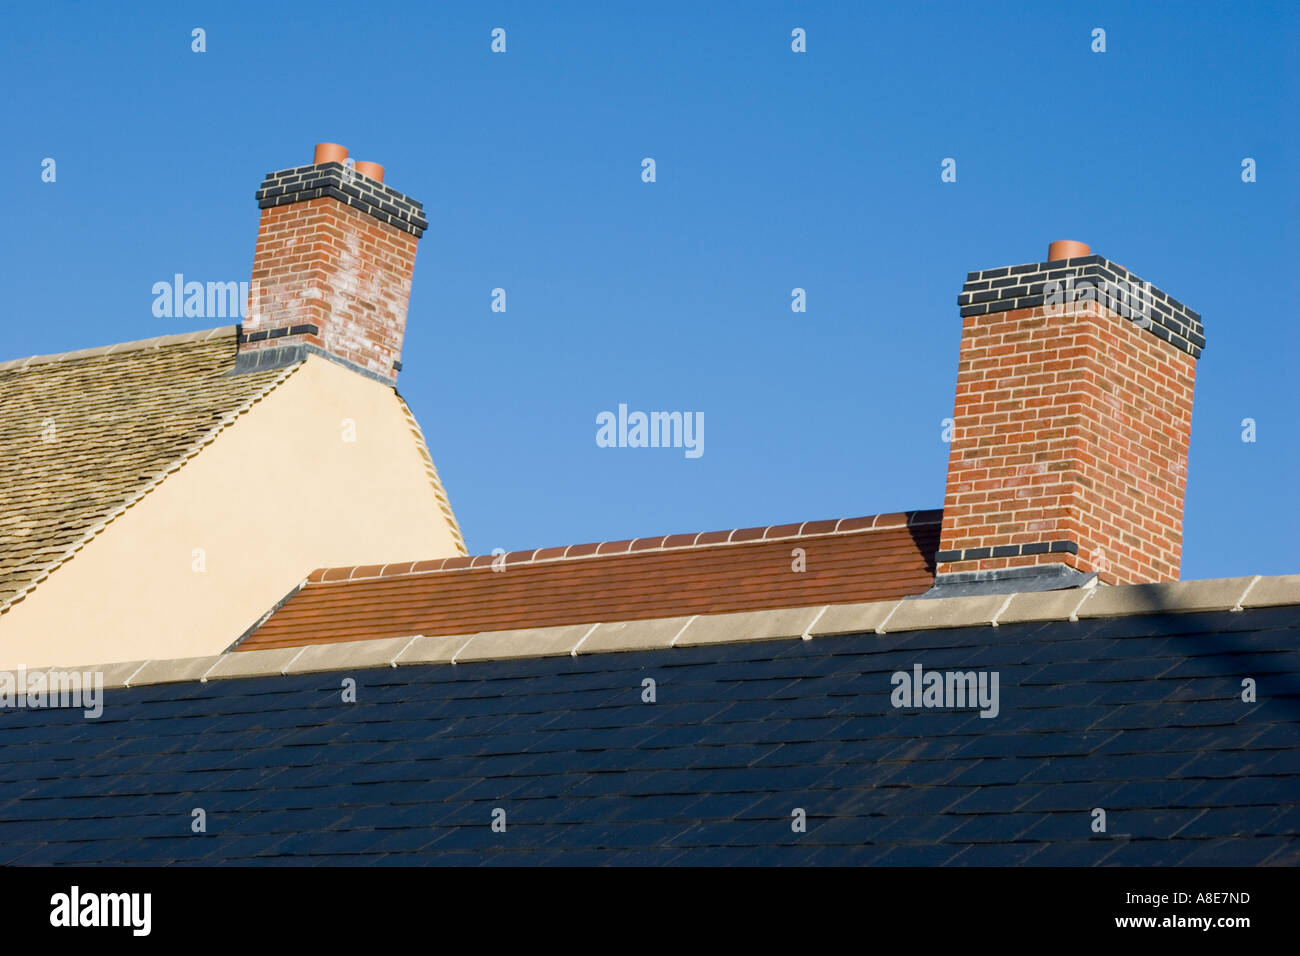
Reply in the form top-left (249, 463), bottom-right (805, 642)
top-left (3, 1), bottom-right (1296, 579)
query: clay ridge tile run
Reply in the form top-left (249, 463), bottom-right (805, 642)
top-left (237, 510), bottom-right (942, 651)
top-left (305, 509), bottom-right (942, 584)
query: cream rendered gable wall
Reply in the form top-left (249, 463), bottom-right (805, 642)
top-left (0, 355), bottom-right (463, 669)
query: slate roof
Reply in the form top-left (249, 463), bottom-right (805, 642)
top-left (3, 586), bottom-right (1296, 865)
top-left (236, 510), bottom-right (941, 651)
top-left (0, 328), bottom-right (292, 612)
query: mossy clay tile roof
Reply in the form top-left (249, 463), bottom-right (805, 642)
top-left (237, 510), bottom-right (942, 650)
top-left (0, 327), bottom-right (295, 611)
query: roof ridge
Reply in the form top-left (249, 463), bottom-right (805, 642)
top-left (0, 360), bottom-right (304, 615)
top-left (307, 509), bottom-right (945, 584)
top-left (54, 573), bottom-right (1300, 684)
top-left (0, 326), bottom-right (237, 372)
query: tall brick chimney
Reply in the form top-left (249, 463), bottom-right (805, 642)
top-left (235, 143), bottom-right (429, 385)
top-left (935, 241), bottom-right (1205, 591)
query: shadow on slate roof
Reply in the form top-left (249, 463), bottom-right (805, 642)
top-left (2, 605), bottom-right (1297, 865)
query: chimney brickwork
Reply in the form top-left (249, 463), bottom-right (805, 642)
top-left (236, 147), bottom-right (429, 385)
top-left (937, 248), bottom-right (1205, 587)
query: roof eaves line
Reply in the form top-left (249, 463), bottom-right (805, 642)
top-left (0, 325), bottom-right (239, 371)
top-left (0, 361), bottom-right (303, 617)
top-left (308, 515), bottom-right (942, 584)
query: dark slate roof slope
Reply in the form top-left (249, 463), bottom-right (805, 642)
top-left (1, 603), bottom-right (1296, 865)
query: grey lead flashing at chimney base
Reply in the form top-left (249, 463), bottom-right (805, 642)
top-left (922, 563), bottom-right (1098, 598)
top-left (228, 341), bottom-right (401, 388)
top-left (958, 254), bottom-right (1205, 359)
top-left (255, 161), bottom-right (429, 237)
top-left (61, 573), bottom-right (1300, 691)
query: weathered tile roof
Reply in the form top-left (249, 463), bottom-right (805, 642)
top-left (0, 328), bottom-right (293, 612)
top-left (233, 510), bottom-right (942, 650)
top-left (3, 587), bottom-right (1296, 865)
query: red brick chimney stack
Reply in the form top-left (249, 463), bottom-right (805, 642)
top-left (235, 143), bottom-right (429, 386)
top-left (936, 241), bottom-right (1204, 590)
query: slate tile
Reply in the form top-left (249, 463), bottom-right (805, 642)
top-left (2, 608), bottom-right (1297, 866)
top-left (949, 758), bottom-right (1050, 786)
top-left (1176, 804), bottom-right (1286, 838)
top-left (1021, 840), bottom-right (1122, 866)
top-left (946, 842), bottom-right (1044, 865)
top-left (1105, 808), bottom-right (1208, 839)
top-left (1018, 781), bottom-right (1126, 812)
top-left (871, 844), bottom-right (965, 866)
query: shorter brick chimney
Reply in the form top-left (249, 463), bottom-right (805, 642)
top-left (235, 143), bottom-right (429, 385)
top-left (935, 241), bottom-right (1205, 592)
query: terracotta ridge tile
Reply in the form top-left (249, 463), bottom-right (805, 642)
top-left (305, 509), bottom-right (943, 584)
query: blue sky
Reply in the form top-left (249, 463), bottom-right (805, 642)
top-left (2, 1), bottom-right (1297, 579)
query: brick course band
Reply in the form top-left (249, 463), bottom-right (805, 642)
top-left (255, 162), bottom-right (429, 237)
top-left (958, 255), bottom-right (1205, 359)
top-left (238, 324), bottom-right (319, 344)
top-left (936, 540), bottom-right (1079, 564)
